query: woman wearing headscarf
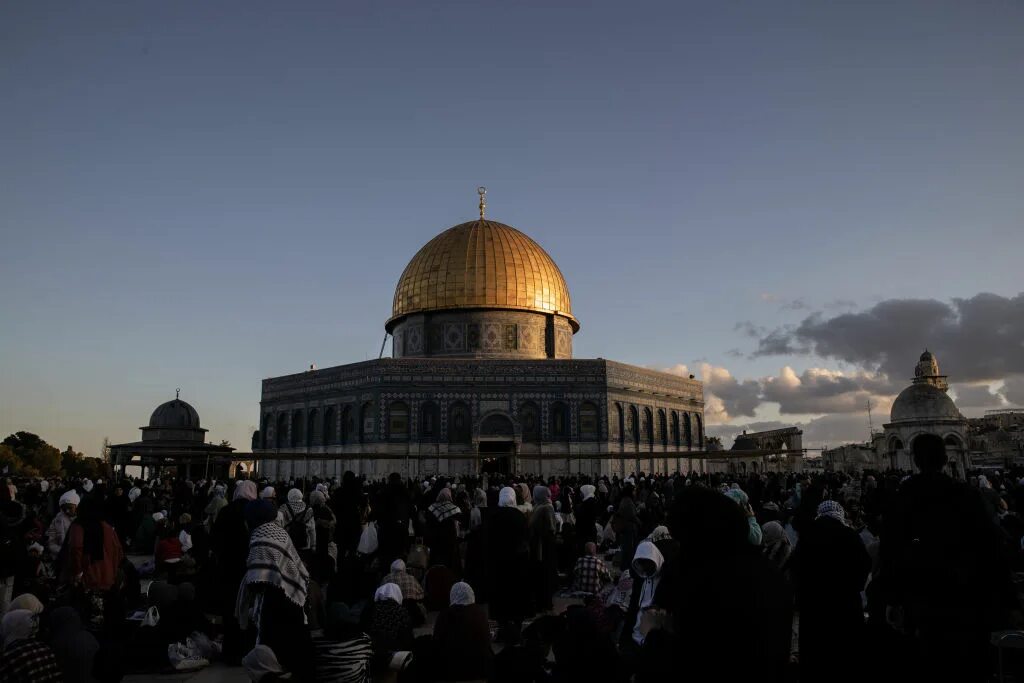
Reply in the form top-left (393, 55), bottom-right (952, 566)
top-left (309, 490), bottom-right (336, 566)
top-left (204, 484), bottom-right (228, 528)
top-left (529, 485), bottom-right (558, 613)
top-left (515, 483), bottom-right (533, 515)
top-left (465, 488), bottom-right (490, 602)
top-left (45, 490), bottom-right (79, 558)
top-left (486, 487), bottom-right (530, 644)
top-left (363, 583), bottom-right (413, 663)
top-left (0, 609), bottom-right (62, 682)
top-left (791, 499), bottom-right (870, 683)
top-left (236, 499), bottom-right (314, 680)
top-left (431, 582), bottom-right (493, 681)
top-left (760, 520), bottom-right (793, 573)
top-left (47, 605), bottom-right (100, 683)
top-left (211, 479), bottom-right (256, 664)
top-left (426, 488), bottom-right (462, 571)
top-left (576, 484), bottom-right (600, 556)
top-left (279, 488), bottom-right (315, 555)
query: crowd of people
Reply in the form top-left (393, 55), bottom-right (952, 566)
top-left (0, 432), bottom-right (1022, 682)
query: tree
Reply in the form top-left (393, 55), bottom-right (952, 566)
top-left (2, 432), bottom-right (61, 476)
top-left (0, 444), bottom-right (21, 475)
top-left (61, 445), bottom-right (108, 480)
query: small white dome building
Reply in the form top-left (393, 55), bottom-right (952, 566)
top-left (882, 351), bottom-right (968, 475)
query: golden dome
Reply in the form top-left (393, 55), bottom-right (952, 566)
top-left (389, 219), bottom-right (578, 331)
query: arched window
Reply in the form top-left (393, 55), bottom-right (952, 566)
top-left (449, 402), bottom-right (471, 444)
top-left (389, 401), bottom-right (409, 440)
top-left (683, 412), bottom-right (693, 448)
top-left (579, 401), bottom-right (599, 441)
top-left (889, 437), bottom-right (904, 453)
top-left (359, 402), bottom-right (375, 443)
top-left (550, 401), bottom-right (570, 441)
top-left (276, 413), bottom-right (288, 448)
top-left (695, 414), bottom-right (704, 448)
top-left (291, 410), bottom-right (304, 448)
top-left (340, 406), bottom-right (352, 444)
top-left (520, 402), bottom-right (540, 443)
top-left (324, 406), bottom-right (336, 445)
top-left (642, 407), bottom-right (653, 444)
top-left (658, 409), bottom-right (668, 447)
top-left (671, 412), bottom-right (680, 447)
top-left (307, 408), bottom-right (318, 447)
top-left (628, 406), bottom-right (640, 447)
top-left (420, 402), bottom-right (439, 441)
top-left (261, 413), bottom-right (272, 449)
top-left (615, 404), bottom-right (624, 446)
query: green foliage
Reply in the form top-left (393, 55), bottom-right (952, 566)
top-left (2, 431), bottom-right (61, 475)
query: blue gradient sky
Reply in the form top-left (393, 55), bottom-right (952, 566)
top-left (2, 1), bottom-right (1022, 455)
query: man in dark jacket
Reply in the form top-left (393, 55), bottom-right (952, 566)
top-left (375, 473), bottom-right (412, 564)
top-left (879, 433), bottom-right (1017, 683)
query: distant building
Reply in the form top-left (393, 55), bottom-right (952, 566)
top-left (253, 196), bottom-right (705, 480)
top-left (710, 426), bottom-right (804, 474)
top-left (110, 393), bottom-right (254, 480)
top-left (822, 435), bottom-right (884, 473)
top-left (882, 350), bottom-right (969, 475)
top-left (968, 409), bottom-right (1024, 469)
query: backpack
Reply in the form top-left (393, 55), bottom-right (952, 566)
top-left (286, 507), bottom-right (310, 548)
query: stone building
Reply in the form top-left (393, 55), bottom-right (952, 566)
top-left (882, 350), bottom-right (969, 475)
top-left (254, 195), bottom-right (705, 479)
top-left (714, 426), bottom-right (804, 474)
top-left (110, 392), bottom-right (255, 480)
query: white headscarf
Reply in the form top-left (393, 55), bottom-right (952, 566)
top-left (450, 581), bottom-right (476, 606)
top-left (390, 559), bottom-right (407, 573)
top-left (498, 487), bottom-right (517, 508)
top-left (580, 484), bottom-right (596, 501)
top-left (82, 479), bottom-right (94, 493)
top-left (374, 583), bottom-right (403, 604)
top-left (128, 487), bottom-right (141, 503)
top-left (242, 644), bottom-right (286, 682)
top-left (259, 486), bottom-right (276, 500)
top-left (59, 490), bottom-right (80, 507)
top-left (287, 488), bottom-right (303, 504)
top-left (7, 593), bottom-right (43, 615)
top-left (1, 609), bottom-right (36, 648)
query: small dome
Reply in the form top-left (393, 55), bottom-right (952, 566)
top-left (920, 349), bottom-right (934, 362)
top-left (149, 399), bottom-right (201, 429)
top-left (890, 383), bottom-right (960, 423)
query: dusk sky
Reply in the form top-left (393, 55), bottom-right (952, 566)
top-left (2, 0), bottom-right (1022, 457)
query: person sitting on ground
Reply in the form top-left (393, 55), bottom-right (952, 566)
top-left (0, 608), bottom-right (62, 682)
top-left (430, 581), bottom-right (494, 682)
top-left (363, 583), bottom-right (413, 665)
top-left (380, 558), bottom-right (425, 618)
top-left (572, 541), bottom-right (611, 595)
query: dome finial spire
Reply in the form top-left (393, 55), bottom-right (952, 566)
top-left (477, 186), bottom-right (487, 220)
top-left (176, 387), bottom-right (180, 400)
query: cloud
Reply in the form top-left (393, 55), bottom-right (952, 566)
top-left (952, 383), bottom-right (1005, 408)
top-left (697, 363), bottom-right (762, 423)
top-left (752, 293), bottom-right (1024, 384)
top-left (780, 298), bottom-right (809, 312)
top-left (761, 366), bottom-right (896, 415)
top-left (734, 322), bottom-right (766, 338)
top-left (1000, 376), bottom-right (1024, 406)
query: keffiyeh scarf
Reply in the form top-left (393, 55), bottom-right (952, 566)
top-left (816, 500), bottom-right (848, 525)
top-left (428, 500), bottom-right (461, 523)
top-left (236, 521), bottom-right (310, 625)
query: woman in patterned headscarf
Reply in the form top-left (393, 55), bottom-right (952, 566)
top-left (426, 488), bottom-right (462, 571)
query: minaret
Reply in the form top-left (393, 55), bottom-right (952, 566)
top-left (912, 349), bottom-right (949, 391)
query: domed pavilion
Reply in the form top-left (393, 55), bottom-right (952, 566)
top-left (254, 191), bottom-right (705, 479)
top-left (882, 350), bottom-right (969, 474)
top-left (110, 392), bottom-right (252, 480)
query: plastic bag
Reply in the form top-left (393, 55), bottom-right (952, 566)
top-left (142, 605), bottom-right (160, 627)
top-left (357, 521), bottom-right (378, 555)
top-left (167, 641), bottom-right (209, 671)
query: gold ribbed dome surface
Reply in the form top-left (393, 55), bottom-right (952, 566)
top-left (390, 220), bottom-right (577, 330)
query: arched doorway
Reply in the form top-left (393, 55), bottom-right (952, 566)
top-left (479, 412), bottom-right (515, 474)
